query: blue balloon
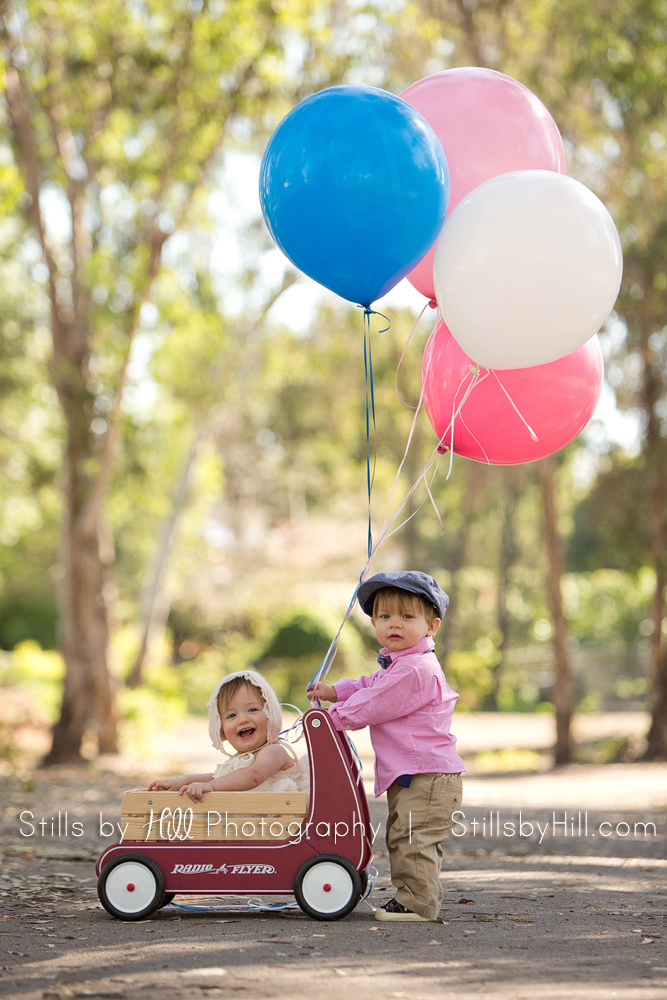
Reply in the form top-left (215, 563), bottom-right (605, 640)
top-left (259, 86), bottom-right (450, 307)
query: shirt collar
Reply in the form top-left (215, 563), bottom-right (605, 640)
top-left (377, 635), bottom-right (435, 668)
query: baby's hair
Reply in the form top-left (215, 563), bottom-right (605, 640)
top-left (372, 586), bottom-right (439, 624)
top-left (217, 676), bottom-right (265, 719)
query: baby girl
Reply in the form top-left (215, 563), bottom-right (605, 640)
top-left (148, 669), bottom-right (307, 802)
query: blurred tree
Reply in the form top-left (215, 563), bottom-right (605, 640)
top-left (213, 302), bottom-right (552, 689)
top-left (125, 267), bottom-right (296, 687)
top-left (539, 456), bottom-right (573, 763)
top-left (568, 456), bottom-right (649, 573)
top-left (0, 204), bottom-right (61, 651)
top-left (385, 0), bottom-right (577, 754)
top-left (1, 0), bottom-right (659, 765)
top-left (0, 0), bottom-right (326, 761)
top-left (533, 0), bottom-right (667, 756)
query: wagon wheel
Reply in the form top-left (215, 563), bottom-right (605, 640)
top-left (159, 893), bottom-right (175, 908)
top-left (97, 854), bottom-right (166, 921)
top-left (294, 854), bottom-right (362, 921)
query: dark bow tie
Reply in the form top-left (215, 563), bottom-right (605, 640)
top-left (377, 653), bottom-right (392, 669)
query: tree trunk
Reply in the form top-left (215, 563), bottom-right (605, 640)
top-left (2, 3), bottom-right (277, 766)
top-left (645, 652), bottom-right (667, 759)
top-left (437, 463), bottom-right (481, 662)
top-left (641, 343), bottom-right (667, 759)
top-left (44, 413), bottom-right (118, 763)
top-left (127, 429), bottom-right (202, 688)
top-left (489, 468), bottom-right (518, 710)
top-left (2, 42), bottom-right (118, 764)
top-left (538, 456), bottom-right (573, 765)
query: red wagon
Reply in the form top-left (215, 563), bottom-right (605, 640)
top-left (96, 707), bottom-right (373, 921)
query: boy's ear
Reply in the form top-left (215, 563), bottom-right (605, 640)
top-left (427, 618), bottom-right (442, 636)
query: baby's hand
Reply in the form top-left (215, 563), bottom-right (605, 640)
top-left (148, 778), bottom-right (177, 791)
top-left (307, 681), bottom-right (337, 703)
top-left (179, 781), bottom-right (213, 802)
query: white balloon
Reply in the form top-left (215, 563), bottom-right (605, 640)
top-left (433, 170), bottom-right (623, 370)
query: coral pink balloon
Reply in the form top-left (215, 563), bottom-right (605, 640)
top-left (401, 68), bottom-right (567, 301)
top-left (422, 320), bottom-right (603, 465)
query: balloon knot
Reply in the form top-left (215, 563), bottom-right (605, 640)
top-left (437, 443), bottom-right (450, 455)
top-left (428, 299), bottom-right (437, 310)
top-left (469, 364), bottom-right (482, 376)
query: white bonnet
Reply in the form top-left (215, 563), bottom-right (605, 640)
top-left (207, 669), bottom-right (282, 753)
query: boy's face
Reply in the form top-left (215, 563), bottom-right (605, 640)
top-left (221, 683), bottom-right (269, 753)
top-left (372, 595), bottom-right (441, 652)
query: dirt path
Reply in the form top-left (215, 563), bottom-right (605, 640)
top-left (1, 711), bottom-right (665, 999)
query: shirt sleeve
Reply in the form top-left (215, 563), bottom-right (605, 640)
top-left (332, 674), bottom-right (374, 704)
top-left (328, 661), bottom-right (432, 731)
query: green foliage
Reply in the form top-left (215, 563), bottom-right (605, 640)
top-left (0, 595), bottom-right (57, 651)
top-left (471, 748), bottom-right (543, 774)
top-left (563, 567), bottom-right (655, 643)
top-left (444, 649), bottom-right (494, 712)
top-left (1, 0), bottom-right (665, 743)
top-left (0, 220), bottom-right (62, 637)
top-left (259, 612), bottom-right (334, 660)
top-left (568, 456), bottom-right (650, 572)
top-left (117, 682), bottom-right (187, 758)
top-left (0, 641), bottom-right (65, 722)
top-left (256, 604), bottom-right (367, 709)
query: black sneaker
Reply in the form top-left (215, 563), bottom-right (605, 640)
top-left (374, 897), bottom-right (429, 921)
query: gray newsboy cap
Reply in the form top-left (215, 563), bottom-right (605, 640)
top-left (357, 571), bottom-right (449, 619)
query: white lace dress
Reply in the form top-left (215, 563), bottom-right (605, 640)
top-left (213, 743), bottom-right (309, 795)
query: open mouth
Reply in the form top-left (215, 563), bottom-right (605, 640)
top-left (238, 727), bottom-right (256, 739)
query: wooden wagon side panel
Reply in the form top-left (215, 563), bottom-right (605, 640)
top-left (120, 790), bottom-right (308, 843)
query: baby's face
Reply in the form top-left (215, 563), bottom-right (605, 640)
top-left (221, 684), bottom-right (269, 753)
top-left (373, 597), bottom-right (440, 653)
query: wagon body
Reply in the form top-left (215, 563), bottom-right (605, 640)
top-left (96, 708), bottom-right (373, 920)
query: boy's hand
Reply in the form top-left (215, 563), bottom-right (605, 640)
top-left (307, 681), bottom-right (337, 703)
top-left (148, 778), bottom-right (177, 791)
top-left (179, 781), bottom-right (213, 802)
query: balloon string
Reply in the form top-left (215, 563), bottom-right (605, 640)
top-left (311, 423), bottom-right (457, 692)
top-left (375, 336), bottom-right (484, 542)
top-left (459, 411), bottom-right (491, 466)
top-left (309, 307), bottom-right (380, 699)
top-left (448, 391), bottom-right (457, 480)
top-left (395, 301), bottom-right (430, 409)
top-left (419, 453), bottom-right (447, 529)
top-left (363, 309), bottom-right (380, 560)
top-left (369, 414), bottom-right (453, 549)
top-left (372, 307), bottom-right (441, 548)
top-left (308, 433), bottom-right (445, 693)
top-left (443, 364), bottom-right (490, 480)
top-left (310, 313), bottom-right (492, 692)
top-left (310, 346), bottom-right (544, 690)
top-left (309, 307), bottom-right (433, 695)
top-left (491, 370), bottom-right (539, 441)
top-left (424, 455), bottom-right (445, 531)
top-left (308, 444), bottom-right (442, 694)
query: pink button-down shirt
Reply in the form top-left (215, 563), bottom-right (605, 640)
top-left (328, 636), bottom-right (465, 796)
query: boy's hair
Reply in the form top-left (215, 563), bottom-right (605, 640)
top-left (217, 676), bottom-right (264, 717)
top-left (371, 586), bottom-right (439, 623)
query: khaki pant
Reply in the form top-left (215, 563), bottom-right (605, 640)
top-left (385, 772), bottom-right (463, 921)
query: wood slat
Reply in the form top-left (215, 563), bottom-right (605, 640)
top-left (120, 815), bottom-right (304, 842)
top-left (121, 789), bottom-right (307, 815)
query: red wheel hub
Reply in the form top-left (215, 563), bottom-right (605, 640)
top-left (323, 883), bottom-right (331, 892)
top-left (126, 883), bottom-right (135, 892)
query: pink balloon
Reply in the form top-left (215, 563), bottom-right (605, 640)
top-left (401, 68), bottom-right (567, 301)
top-left (422, 320), bottom-right (603, 465)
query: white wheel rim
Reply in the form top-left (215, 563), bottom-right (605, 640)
top-left (301, 862), bottom-right (354, 915)
top-left (105, 862), bottom-right (158, 914)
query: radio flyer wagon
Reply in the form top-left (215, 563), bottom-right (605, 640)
top-left (96, 707), bottom-right (373, 921)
